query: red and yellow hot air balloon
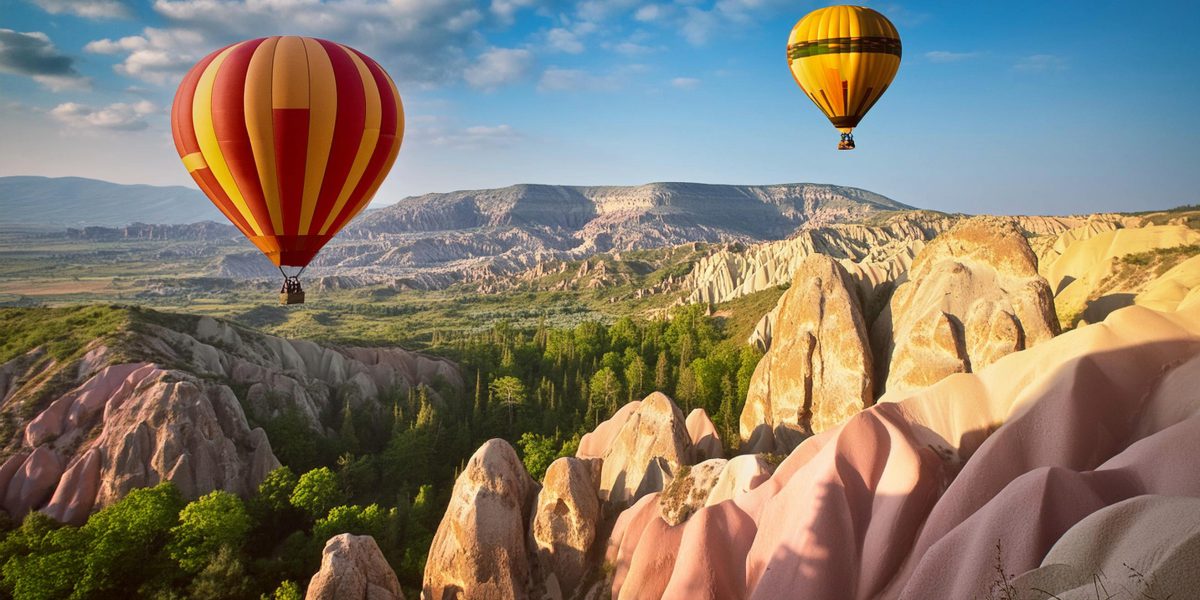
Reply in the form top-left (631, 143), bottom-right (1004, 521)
top-left (171, 36), bottom-right (403, 303)
top-left (787, 6), bottom-right (901, 150)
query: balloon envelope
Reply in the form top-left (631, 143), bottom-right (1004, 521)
top-left (787, 6), bottom-right (901, 135)
top-left (171, 36), bottom-right (403, 267)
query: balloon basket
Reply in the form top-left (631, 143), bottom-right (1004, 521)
top-left (280, 291), bottom-right (305, 305)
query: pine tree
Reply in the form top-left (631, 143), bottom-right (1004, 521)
top-left (340, 399), bottom-right (359, 454)
top-left (655, 350), bottom-right (670, 392)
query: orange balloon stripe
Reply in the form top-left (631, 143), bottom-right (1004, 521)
top-left (210, 38), bottom-right (276, 238)
top-left (171, 46), bottom-right (256, 237)
top-left (324, 51), bottom-right (400, 234)
top-left (306, 39), bottom-right (366, 238)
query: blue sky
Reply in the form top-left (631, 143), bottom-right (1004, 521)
top-left (1, 0), bottom-right (1197, 215)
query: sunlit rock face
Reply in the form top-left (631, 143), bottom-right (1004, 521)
top-left (423, 439), bottom-right (537, 600)
top-left (871, 217), bottom-right (1059, 396)
top-left (306, 534), bottom-right (404, 600)
top-left (740, 254), bottom-right (874, 453)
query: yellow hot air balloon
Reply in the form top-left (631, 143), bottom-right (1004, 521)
top-left (787, 6), bottom-right (901, 150)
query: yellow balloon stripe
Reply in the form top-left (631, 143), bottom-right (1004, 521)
top-left (193, 43), bottom-right (262, 236)
top-left (245, 37), bottom-right (283, 235)
top-left (318, 44), bottom-right (381, 235)
top-left (300, 37), bottom-right (336, 235)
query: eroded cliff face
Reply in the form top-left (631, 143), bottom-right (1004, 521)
top-left (685, 213), bottom-right (950, 307)
top-left (0, 312), bottom-right (461, 525)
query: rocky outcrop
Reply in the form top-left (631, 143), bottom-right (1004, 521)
top-left (605, 303), bottom-right (1200, 599)
top-left (685, 409), bottom-right (723, 462)
top-left (0, 310), bottom-right (460, 524)
top-left (531, 457), bottom-right (600, 597)
top-left (1, 361), bottom-right (278, 524)
top-left (871, 218), bottom-right (1059, 395)
top-left (423, 439), bottom-right (538, 600)
top-left (740, 255), bottom-right (874, 452)
top-left (576, 392), bottom-right (693, 510)
top-left (658, 459), bottom-right (727, 526)
top-left (306, 534), bottom-right (404, 600)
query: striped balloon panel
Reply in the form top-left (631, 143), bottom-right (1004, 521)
top-left (171, 36), bottom-right (404, 267)
top-left (786, 6), bottom-right (901, 132)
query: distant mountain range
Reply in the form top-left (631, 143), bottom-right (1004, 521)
top-left (0, 176), bottom-right (917, 284)
top-left (0, 176), bottom-right (222, 227)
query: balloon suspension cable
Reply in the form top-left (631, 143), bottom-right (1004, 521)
top-left (278, 266), bottom-right (306, 295)
top-left (838, 132), bottom-right (856, 151)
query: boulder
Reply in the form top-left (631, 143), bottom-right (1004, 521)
top-left (531, 457), bottom-right (601, 596)
top-left (740, 255), bottom-right (873, 452)
top-left (306, 534), bottom-right (404, 600)
top-left (424, 439), bottom-right (538, 600)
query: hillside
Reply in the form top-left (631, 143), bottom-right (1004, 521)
top-left (0, 176), bottom-right (223, 227)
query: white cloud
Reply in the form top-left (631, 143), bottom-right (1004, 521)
top-left (464, 47), bottom-right (533, 90)
top-left (0, 29), bottom-right (90, 91)
top-left (86, 27), bottom-right (207, 85)
top-left (1014, 54), bottom-right (1068, 73)
top-left (670, 76), bottom-right (699, 90)
top-left (680, 7), bottom-right (719, 45)
top-left (50, 100), bottom-right (157, 131)
top-left (546, 28), bottom-right (584, 54)
top-left (576, 0), bottom-right (641, 22)
top-left (407, 116), bottom-right (523, 148)
top-left (538, 64), bottom-right (643, 92)
top-left (925, 50), bottom-right (980, 63)
top-left (490, 0), bottom-right (537, 24)
top-left (634, 4), bottom-right (665, 22)
top-left (29, 0), bottom-right (131, 19)
top-left (87, 0), bottom-right (491, 86)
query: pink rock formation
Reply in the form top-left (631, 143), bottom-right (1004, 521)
top-left (306, 534), bottom-right (404, 600)
top-left (685, 408), bottom-right (723, 463)
top-left (0, 312), bottom-right (462, 524)
top-left (740, 255), bottom-right (873, 452)
top-left (424, 439), bottom-right (537, 600)
top-left (605, 304), bottom-right (1200, 599)
top-left (576, 392), bottom-right (692, 509)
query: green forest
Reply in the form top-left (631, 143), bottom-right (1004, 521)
top-left (0, 303), bottom-right (761, 599)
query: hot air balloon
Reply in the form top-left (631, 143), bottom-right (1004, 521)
top-left (171, 36), bottom-right (404, 304)
top-left (787, 6), bottom-right (901, 150)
